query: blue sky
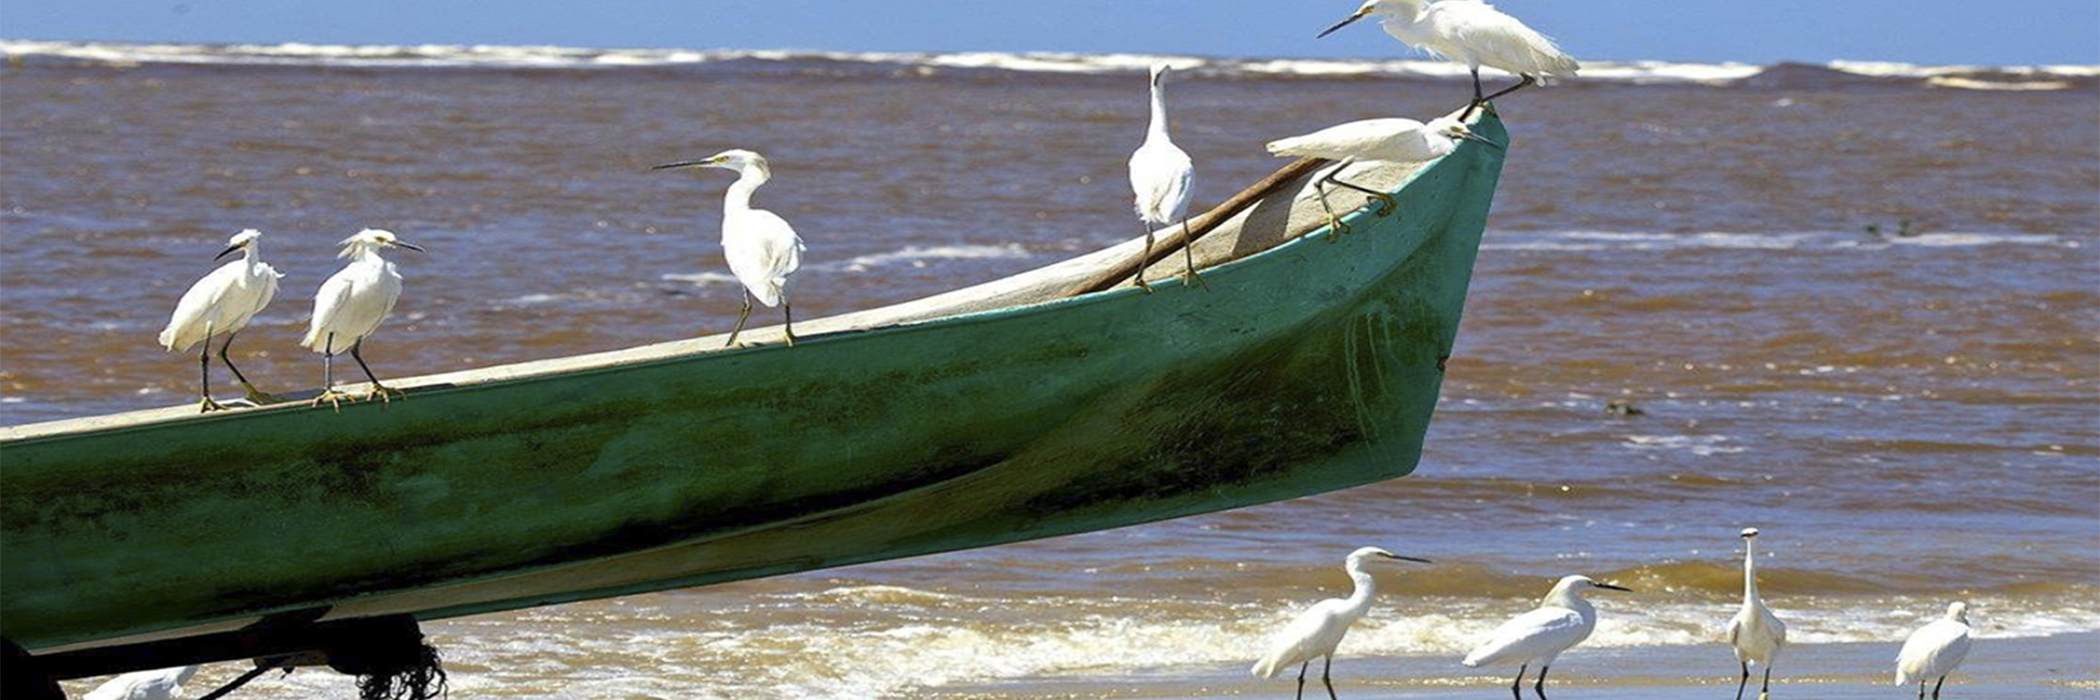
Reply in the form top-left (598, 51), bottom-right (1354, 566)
top-left (3, 0), bottom-right (2096, 65)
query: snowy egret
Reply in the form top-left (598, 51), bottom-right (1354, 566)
top-left (1896, 602), bottom-right (1973, 700)
top-left (1251, 546), bottom-right (1433, 700)
top-left (1127, 62), bottom-right (1200, 291)
top-left (1725, 527), bottom-right (1787, 700)
top-left (83, 665), bottom-right (198, 700)
top-left (302, 228), bottom-right (422, 411)
top-left (1318, 0), bottom-right (1579, 118)
top-left (1265, 116), bottom-right (1497, 236)
top-left (654, 149), bottom-right (807, 347)
top-left (157, 229), bottom-right (283, 412)
top-left (1462, 575), bottom-right (1632, 700)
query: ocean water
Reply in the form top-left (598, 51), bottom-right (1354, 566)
top-left (3, 42), bottom-right (2096, 699)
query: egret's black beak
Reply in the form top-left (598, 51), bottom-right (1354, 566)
top-left (395, 241), bottom-right (426, 253)
top-left (1318, 11), bottom-right (1368, 38)
top-left (1378, 553), bottom-right (1434, 564)
top-left (1461, 132), bottom-right (1504, 149)
top-left (652, 160), bottom-right (711, 171)
top-left (213, 245), bottom-right (243, 261)
top-left (1595, 583), bottom-right (1634, 592)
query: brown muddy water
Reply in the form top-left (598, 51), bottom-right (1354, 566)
top-left (3, 43), bottom-right (2096, 699)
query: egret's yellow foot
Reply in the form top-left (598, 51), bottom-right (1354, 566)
top-left (240, 383), bottom-right (280, 405)
top-left (365, 384), bottom-right (406, 406)
top-left (1324, 215), bottom-right (1352, 242)
top-left (198, 396), bottom-right (227, 413)
top-left (1368, 192), bottom-right (1397, 217)
top-left (1180, 270), bottom-right (1208, 289)
top-left (313, 389), bottom-right (355, 413)
top-left (1135, 278), bottom-right (1156, 295)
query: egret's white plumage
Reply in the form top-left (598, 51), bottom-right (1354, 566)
top-left (303, 228), bottom-right (422, 408)
top-left (1896, 602), bottom-right (1972, 699)
top-left (654, 149), bottom-right (806, 346)
top-left (1265, 116), bottom-right (1491, 165)
top-left (1320, 0), bottom-right (1578, 111)
top-left (158, 229), bottom-right (282, 411)
top-left (1127, 63), bottom-right (1199, 289)
top-left (83, 665), bottom-right (198, 700)
top-left (1251, 547), bottom-right (1432, 700)
top-left (1725, 527), bottom-right (1787, 700)
top-left (1462, 575), bottom-right (1631, 697)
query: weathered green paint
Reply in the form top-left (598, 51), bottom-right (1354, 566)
top-left (1, 116), bottom-right (1506, 653)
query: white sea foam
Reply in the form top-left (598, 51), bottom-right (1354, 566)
top-left (824, 243), bottom-right (1035, 272)
top-left (3, 40), bottom-right (2089, 89)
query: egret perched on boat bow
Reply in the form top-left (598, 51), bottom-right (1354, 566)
top-left (303, 228), bottom-right (422, 411)
top-left (654, 149), bottom-right (807, 347)
top-left (83, 665), bottom-right (198, 700)
top-left (1896, 602), bottom-right (1973, 700)
top-left (1726, 527), bottom-right (1788, 700)
top-left (1128, 62), bottom-right (1200, 291)
top-left (1251, 547), bottom-right (1433, 700)
top-left (1265, 116), bottom-right (1498, 237)
top-left (1318, 0), bottom-right (1579, 118)
top-left (158, 229), bottom-right (282, 412)
top-left (1462, 575), bottom-right (1631, 700)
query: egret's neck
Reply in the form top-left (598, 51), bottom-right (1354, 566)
top-left (1341, 565), bottom-right (1378, 617)
top-left (1742, 539), bottom-right (1762, 604)
top-left (347, 243), bottom-right (386, 264)
top-left (242, 244), bottom-right (263, 274)
top-left (1544, 585), bottom-right (1596, 617)
top-left (1145, 79), bottom-right (1172, 142)
top-left (723, 165), bottom-right (769, 214)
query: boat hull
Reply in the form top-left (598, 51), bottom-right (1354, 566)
top-left (1, 116), bottom-right (1505, 655)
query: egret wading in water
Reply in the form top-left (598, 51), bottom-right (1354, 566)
top-left (654, 149), bottom-right (806, 347)
top-left (1725, 527), bottom-right (1788, 700)
top-left (303, 228), bottom-right (422, 411)
top-left (1896, 602), bottom-right (1973, 700)
top-left (1462, 575), bottom-right (1632, 700)
top-left (158, 229), bottom-right (282, 412)
top-left (1265, 116), bottom-right (1497, 237)
top-left (1251, 547), bottom-right (1433, 700)
top-left (83, 665), bottom-right (198, 700)
top-left (1318, 0), bottom-right (1579, 119)
top-left (1127, 62), bottom-right (1201, 291)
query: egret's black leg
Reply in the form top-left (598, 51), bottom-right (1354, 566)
top-left (1509, 664), bottom-right (1527, 700)
top-left (1760, 666), bottom-right (1772, 698)
top-left (1481, 75), bottom-right (1538, 107)
top-left (1294, 661), bottom-right (1308, 700)
top-left (1931, 675), bottom-right (1946, 700)
top-left (1735, 661), bottom-right (1750, 700)
top-left (1533, 664), bottom-right (1551, 700)
top-left (783, 298), bottom-right (797, 346)
top-left (1313, 177), bottom-right (1350, 242)
top-left (1916, 680), bottom-right (1927, 700)
top-left (217, 331), bottom-right (275, 404)
top-left (1135, 223), bottom-right (1157, 293)
top-left (1320, 655), bottom-right (1338, 700)
top-left (350, 339), bottom-right (402, 405)
top-left (1323, 175), bottom-right (1397, 217)
top-left (313, 333), bottom-right (351, 412)
top-left (1177, 217), bottom-right (1207, 288)
top-left (1460, 67), bottom-right (1486, 120)
top-left (726, 290), bottom-right (755, 347)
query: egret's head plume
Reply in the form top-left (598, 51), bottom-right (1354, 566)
top-left (1947, 601), bottom-right (1970, 621)
top-left (228, 229), bottom-right (263, 247)
top-left (339, 228), bottom-right (424, 257)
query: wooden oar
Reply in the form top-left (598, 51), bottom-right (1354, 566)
top-left (1075, 157), bottom-right (1331, 295)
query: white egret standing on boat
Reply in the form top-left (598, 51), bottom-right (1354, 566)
top-left (303, 228), bottom-right (422, 410)
top-left (1127, 62), bottom-right (1200, 291)
top-left (1265, 116), bottom-right (1497, 236)
top-left (1251, 546), bottom-right (1433, 700)
top-left (1317, 0), bottom-right (1579, 118)
top-left (1462, 575), bottom-right (1632, 700)
top-left (83, 665), bottom-right (198, 700)
top-left (158, 229), bottom-right (282, 412)
top-left (1896, 602), bottom-right (1973, 700)
top-left (1726, 527), bottom-right (1787, 700)
top-left (654, 149), bottom-right (806, 347)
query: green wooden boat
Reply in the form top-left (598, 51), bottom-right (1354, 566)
top-left (1, 114), bottom-right (1507, 678)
